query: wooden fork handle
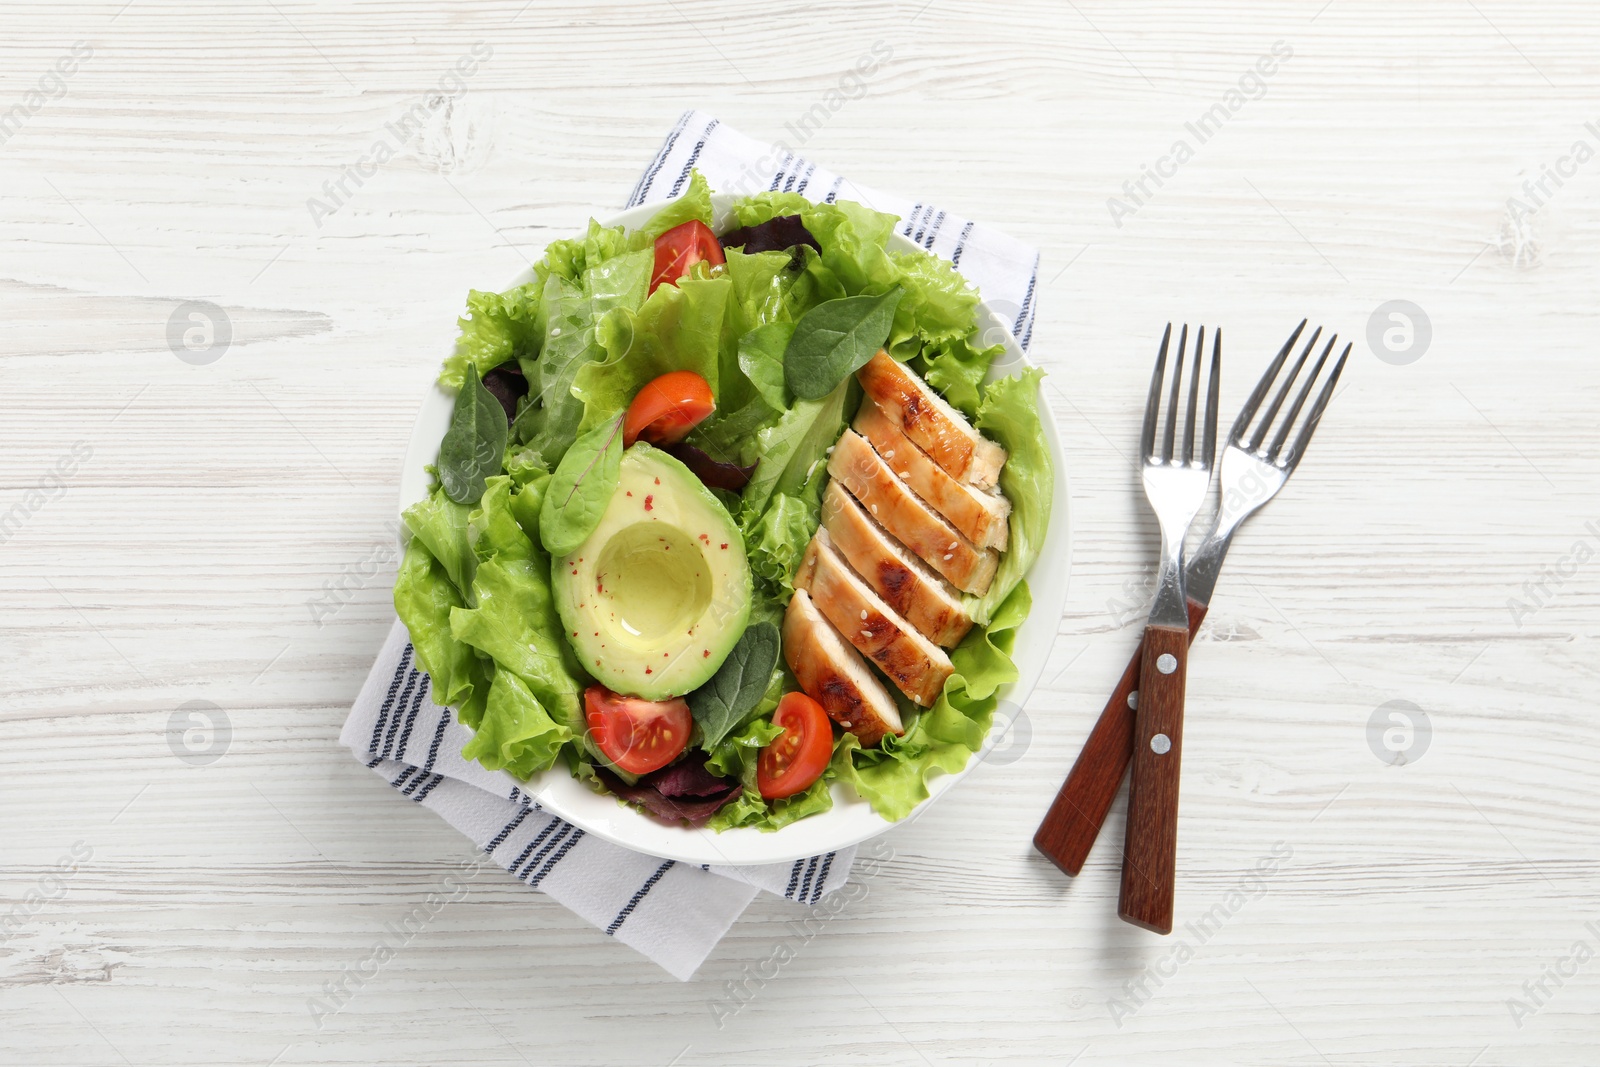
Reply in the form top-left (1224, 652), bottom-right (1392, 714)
top-left (1117, 623), bottom-right (1190, 934)
top-left (1032, 599), bottom-right (1208, 876)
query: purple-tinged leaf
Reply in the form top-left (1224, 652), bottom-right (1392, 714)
top-left (666, 443), bottom-right (757, 493)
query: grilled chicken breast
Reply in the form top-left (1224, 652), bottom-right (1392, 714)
top-left (856, 350), bottom-right (1007, 490)
top-left (828, 431), bottom-right (999, 595)
top-left (853, 402), bottom-right (1011, 551)
top-left (795, 531), bottom-right (955, 707)
top-left (783, 589), bottom-right (904, 746)
top-left (820, 480), bottom-right (973, 647)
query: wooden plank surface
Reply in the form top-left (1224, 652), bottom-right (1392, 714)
top-left (3, 1), bottom-right (1598, 1063)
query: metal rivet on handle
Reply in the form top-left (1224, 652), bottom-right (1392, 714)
top-left (1151, 733), bottom-right (1172, 755)
top-left (1127, 691), bottom-right (1138, 710)
top-left (1156, 653), bottom-right (1177, 674)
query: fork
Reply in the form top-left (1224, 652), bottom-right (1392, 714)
top-left (1116, 323), bottom-right (1219, 933)
top-left (1034, 321), bottom-right (1353, 883)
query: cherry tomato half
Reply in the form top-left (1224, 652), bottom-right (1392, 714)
top-left (757, 692), bottom-right (834, 800)
top-left (623, 370), bottom-right (715, 448)
top-left (649, 219), bottom-right (726, 295)
top-left (584, 685), bottom-right (692, 776)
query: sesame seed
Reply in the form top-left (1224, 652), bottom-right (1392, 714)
top-left (943, 553), bottom-right (954, 560)
top-left (840, 721), bottom-right (851, 728)
top-left (884, 450), bottom-right (894, 459)
top-left (859, 609), bottom-right (868, 620)
top-left (860, 630), bottom-right (873, 639)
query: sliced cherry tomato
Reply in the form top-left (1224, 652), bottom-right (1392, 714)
top-left (649, 219), bottom-right (725, 295)
top-left (584, 685), bottom-right (692, 776)
top-left (757, 692), bottom-right (834, 800)
top-left (623, 370), bottom-right (715, 448)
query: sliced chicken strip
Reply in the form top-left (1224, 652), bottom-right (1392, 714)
top-left (783, 589), bottom-right (903, 747)
top-left (821, 481), bottom-right (973, 647)
top-left (795, 531), bottom-right (954, 707)
top-left (853, 402), bottom-right (1011, 551)
top-left (856, 350), bottom-right (1007, 490)
top-left (828, 430), bottom-right (999, 596)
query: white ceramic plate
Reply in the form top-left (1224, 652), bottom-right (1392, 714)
top-left (399, 195), bottom-right (1070, 865)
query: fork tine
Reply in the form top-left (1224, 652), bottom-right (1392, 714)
top-left (1182, 326), bottom-right (1204, 465)
top-left (1229, 319), bottom-right (1310, 444)
top-left (1246, 325), bottom-right (1321, 452)
top-left (1141, 324), bottom-right (1172, 461)
top-left (1283, 342), bottom-right (1351, 469)
top-left (1266, 332), bottom-right (1337, 461)
top-left (1203, 327), bottom-right (1220, 467)
top-left (1163, 324), bottom-right (1187, 462)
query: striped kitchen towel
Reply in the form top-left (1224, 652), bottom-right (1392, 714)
top-left (341, 620), bottom-right (853, 981)
top-left (629, 109), bottom-right (1042, 351)
top-left (345, 113), bottom-right (1040, 981)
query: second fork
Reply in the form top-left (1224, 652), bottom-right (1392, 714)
top-left (1119, 324), bottom-right (1219, 934)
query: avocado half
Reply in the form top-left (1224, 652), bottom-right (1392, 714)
top-left (553, 443), bottom-right (751, 701)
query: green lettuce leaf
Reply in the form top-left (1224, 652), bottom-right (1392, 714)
top-left (886, 249), bottom-right (982, 357)
top-left (639, 169), bottom-right (715, 239)
top-left (402, 486), bottom-right (476, 595)
top-left (469, 475), bottom-right (535, 563)
top-left (708, 777), bottom-right (833, 833)
top-left (973, 368), bottom-right (1053, 624)
top-left (448, 475), bottom-right (587, 744)
top-left (441, 282), bottom-right (545, 391)
top-left (460, 668), bottom-right (574, 777)
top-left (724, 248), bottom-right (801, 335)
top-left (913, 332), bottom-right (1001, 418)
top-left (745, 490), bottom-right (818, 592)
top-left (392, 537), bottom-right (480, 709)
top-left (703, 714), bottom-right (783, 784)
top-left (538, 218), bottom-right (651, 285)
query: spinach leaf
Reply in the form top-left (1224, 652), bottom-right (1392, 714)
top-left (738, 320), bottom-right (794, 411)
top-left (538, 414), bottom-right (624, 556)
top-left (783, 286), bottom-right (904, 400)
top-left (687, 621), bottom-right (782, 749)
top-left (438, 364), bottom-right (508, 505)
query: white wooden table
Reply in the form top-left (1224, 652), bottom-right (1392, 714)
top-left (4, 2), bottom-right (1597, 1063)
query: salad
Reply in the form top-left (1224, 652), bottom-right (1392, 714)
top-left (394, 172), bottom-right (1052, 832)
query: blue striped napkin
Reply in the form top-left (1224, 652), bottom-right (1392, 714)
top-left (344, 113), bottom-right (1041, 980)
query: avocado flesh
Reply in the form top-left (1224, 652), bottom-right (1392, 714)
top-left (554, 444), bottom-right (751, 701)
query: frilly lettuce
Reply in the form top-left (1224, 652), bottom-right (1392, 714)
top-left (638, 169), bottom-right (715, 239)
top-left (973, 368), bottom-right (1052, 624)
top-left (460, 668), bottom-right (575, 778)
top-left (393, 538), bottom-right (479, 709)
